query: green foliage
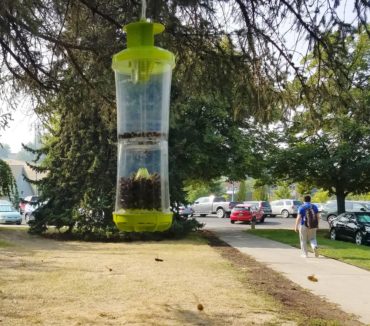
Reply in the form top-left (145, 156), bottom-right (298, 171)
top-left (253, 185), bottom-right (269, 201)
top-left (236, 180), bottom-right (247, 202)
top-left (312, 190), bottom-right (330, 203)
top-left (163, 218), bottom-right (204, 239)
top-left (269, 28), bottom-right (370, 214)
top-left (272, 182), bottom-right (292, 199)
top-left (347, 193), bottom-right (370, 200)
top-left (14, 142), bottom-right (37, 162)
top-left (295, 182), bottom-right (313, 197)
top-left (33, 215), bottom-right (204, 241)
top-left (184, 179), bottom-right (224, 203)
top-left (0, 159), bottom-right (18, 204)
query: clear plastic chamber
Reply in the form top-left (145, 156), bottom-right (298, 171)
top-left (113, 61), bottom-right (173, 232)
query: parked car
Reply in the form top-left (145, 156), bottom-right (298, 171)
top-left (192, 195), bottom-right (239, 218)
top-left (179, 205), bottom-right (194, 219)
top-left (329, 212), bottom-right (370, 245)
top-left (321, 201), bottom-right (369, 224)
top-left (19, 195), bottom-right (39, 215)
top-left (270, 199), bottom-right (302, 218)
top-left (230, 203), bottom-right (264, 224)
top-left (0, 200), bottom-right (22, 225)
top-left (24, 198), bottom-right (45, 223)
top-left (312, 203), bottom-right (324, 212)
top-left (18, 198), bottom-right (27, 214)
top-left (244, 201), bottom-right (272, 217)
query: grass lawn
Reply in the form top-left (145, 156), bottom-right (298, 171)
top-left (246, 229), bottom-right (370, 271)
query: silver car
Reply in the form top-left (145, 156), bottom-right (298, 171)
top-left (321, 200), bottom-right (369, 224)
top-left (270, 199), bottom-right (302, 218)
top-left (0, 200), bottom-right (22, 225)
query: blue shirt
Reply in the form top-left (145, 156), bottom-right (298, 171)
top-left (298, 202), bottom-right (318, 225)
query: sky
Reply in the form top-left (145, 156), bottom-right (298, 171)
top-left (0, 97), bottom-right (39, 153)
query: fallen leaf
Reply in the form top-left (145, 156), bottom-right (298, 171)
top-left (197, 304), bottom-right (204, 311)
top-left (307, 274), bottom-right (318, 282)
top-left (105, 266), bottom-right (113, 272)
top-left (155, 258), bottom-right (163, 262)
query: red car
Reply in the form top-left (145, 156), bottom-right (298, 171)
top-left (230, 204), bottom-right (264, 224)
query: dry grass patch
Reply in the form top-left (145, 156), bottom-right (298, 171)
top-left (0, 229), bottom-right (296, 326)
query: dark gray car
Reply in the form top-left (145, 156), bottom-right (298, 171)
top-left (244, 201), bottom-right (272, 217)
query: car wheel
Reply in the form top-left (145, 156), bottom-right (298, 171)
top-left (230, 220), bottom-right (235, 224)
top-left (330, 228), bottom-right (336, 241)
top-left (260, 217), bottom-right (265, 223)
top-left (355, 232), bottom-right (363, 245)
top-left (216, 208), bottom-right (225, 219)
top-left (327, 215), bottom-right (337, 225)
top-left (16, 221), bottom-right (21, 225)
top-left (200, 214), bottom-right (207, 217)
top-left (281, 210), bottom-right (289, 218)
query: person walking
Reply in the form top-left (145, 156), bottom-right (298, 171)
top-left (294, 195), bottom-right (319, 258)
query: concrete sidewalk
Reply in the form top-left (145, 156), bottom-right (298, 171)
top-left (207, 227), bottom-right (370, 325)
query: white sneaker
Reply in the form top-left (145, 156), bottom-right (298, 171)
top-left (301, 254), bottom-right (308, 258)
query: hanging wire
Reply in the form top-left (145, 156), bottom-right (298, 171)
top-left (141, 0), bottom-right (147, 20)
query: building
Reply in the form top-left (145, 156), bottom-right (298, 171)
top-left (3, 159), bottom-right (42, 198)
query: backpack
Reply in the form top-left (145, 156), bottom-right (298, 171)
top-left (304, 204), bottom-right (318, 228)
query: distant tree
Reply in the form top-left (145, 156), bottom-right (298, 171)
top-left (346, 193), bottom-right (370, 201)
top-left (273, 182), bottom-right (292, 199)
top-left (253, 185), bottom-right (269, 201)
top-left (270, 29), bottom-right (370, 214)
top-left (311, 190), bottom-right (330, 203)
top-left (0, 144), bottom-right (11, 158)
top-left (184, 179), bottom-right (225, 204)
top-left (237, 180), bottom-right (247, 202)
top-left (295, 182), bottom-right (314, 198)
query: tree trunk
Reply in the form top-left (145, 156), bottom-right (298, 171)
top-left (336, 191), bottom-right (346, 214)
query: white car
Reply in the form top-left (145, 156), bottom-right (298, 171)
top-left (179, 205), bottom-right (194, 219)
top-left (24, 202), bottom-right (41, 223)
top-left (270, 199), bottom-right (302, 218)
top-left (0, 200), bottom-right (22, 225)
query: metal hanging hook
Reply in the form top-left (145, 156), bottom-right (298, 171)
top-left (141, 0), bottom-right (147, 20)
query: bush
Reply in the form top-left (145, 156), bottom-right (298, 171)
top-left (35, 214), bottom-right (204, 242)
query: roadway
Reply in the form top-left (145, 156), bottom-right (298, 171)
top-left (194, 214), bottom-right (330, 230)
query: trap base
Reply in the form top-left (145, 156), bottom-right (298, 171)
top-left (113, 210), bottom-right (172, 232)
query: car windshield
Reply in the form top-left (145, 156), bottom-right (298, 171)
top-left (357, 214), bottom-right (370, 223)
top-left (234, 206), bottom-right (251, 211)
top-left (293, 201), bottom-right (302, 206)
top-left (0, 205), bottom-right (15, 212)
top-left (261, 202), bottom-right (270, 207)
